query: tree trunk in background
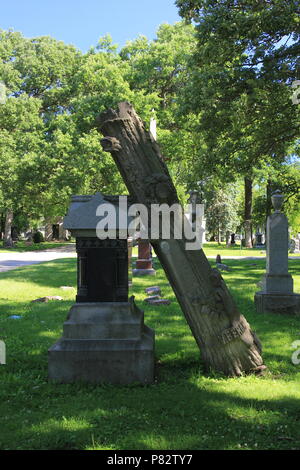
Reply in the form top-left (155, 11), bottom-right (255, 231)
top-left (0, 212), bottom-right (5, 239)
top-left (4, 210), bottom-right (13, 247)
top-left (97, 102), bottom-right (265, 377)
top-left (244, 177), bottom-right (253, 248)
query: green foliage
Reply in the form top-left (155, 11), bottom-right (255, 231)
top-left (252, 162), bottom-right (300, 234)
top-left (203, 178), bottom-right (242, 238)
top-left (1, 18), bottom-right (299, 235)
top-left (174, 0), bottom-right (300, 242)
top-left (176, 0), bottom-right (299, 175)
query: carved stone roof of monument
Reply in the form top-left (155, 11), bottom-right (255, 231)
top-left (63, 192), bottom-right (133, 230)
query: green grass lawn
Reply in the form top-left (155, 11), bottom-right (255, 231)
top-left (132, 242), bottom-right (300, 258)
top-left (0, 241), bottom-right (72, 253)
top-left (202, 242), bottom-right (267, 257)
top-left (202, 241), bottom-right (300, 258)
top-left (0, 256), bottom-right (300, 450)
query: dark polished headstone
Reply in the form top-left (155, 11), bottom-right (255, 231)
top-left (76, 238), bottom-right (128, 303)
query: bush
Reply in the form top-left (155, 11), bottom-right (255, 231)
top-left (33, 231), bottom-right (44, 244)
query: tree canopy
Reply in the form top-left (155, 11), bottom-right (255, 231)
top-left (0, 10), bottom-right (299, 242)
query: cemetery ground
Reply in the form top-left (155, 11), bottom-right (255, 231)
top-left (0, 254), bottom-right (300, 450)
top-left (0, 241), bottom-right (72, 253)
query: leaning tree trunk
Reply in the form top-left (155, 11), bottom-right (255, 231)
top-left (97, 102), bottom-right (265, 377)
top-left (4, 209), bottom-right (13, 247)
top-left (244, 177), bottom-right (253, 248)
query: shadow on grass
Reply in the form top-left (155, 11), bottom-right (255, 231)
top-left (2, 380), bottom-right (300, 450)
top-left (1, 255), bottom-right (300, 449)
top-left (0, 258), bottom-right (77, 289)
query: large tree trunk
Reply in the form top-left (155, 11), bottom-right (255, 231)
top-left (244, 177), bottom-right (253, 248)
top-left (4, 210), bottom-right (13, 247)
top-left (0, 212), bottom-right (5, 239)
top-left (97, 102), bottom-right (265, 377)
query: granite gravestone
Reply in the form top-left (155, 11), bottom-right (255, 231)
top-left (255, 190), bottom-right (300, 315)
top-left (128, 236), bottom-right (133, 286)
top-left (255, 232), bottom-right (265, 249)
top-left (133, 238), bottom-right (156, 276)
top-left (187, 190), bottom-right (206, 245)
top-left (289, 237), bottom-right (300, 254)
top-left (48, 193), bottom-right (154, 384)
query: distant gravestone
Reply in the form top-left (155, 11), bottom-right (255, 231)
top-left (133, 238), bottom-right (156, 276)
top-left (145, 286), bottom-right (161, 296)
top-left (289, 238), bottom-right (300, 254)
top-left (255, 232), bottom-right (265, 248)
top-left (289, 239), bottom-right (296, 253)
top-left (255, 190), bottom-right (300, 314)
top-left (187, 190), bottom-right (206, 245)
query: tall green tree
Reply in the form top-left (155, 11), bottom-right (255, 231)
top-left (176, 0), bottom-right (300, 246)
top-left (200, 177), bottom-right (242, 242)
top-left (0, 31), bottom-right (158, 240)
top-left (0, 31), bottom-right (82, 242)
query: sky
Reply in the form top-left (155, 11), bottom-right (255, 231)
top-left (0, 0), bottom-right (181, 51)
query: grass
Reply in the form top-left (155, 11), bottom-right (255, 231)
top-left (132, 241), bottom-right (300, 258)
top-left (0, 255), bottom-right (300, 450)
top-left (202, 242), bottom-right (266, 257)
top-left (202, 241), bottom-right (300, 258)
top-left (0, 241), bottom-right (72, 253)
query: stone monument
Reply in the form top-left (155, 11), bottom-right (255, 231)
top-left (255, 232), bottom-right (265, 249)
top-left (255, 190), bottom-right (300, 315)
top-left (128, 236), bottom-right (133, 286)
top-left (187, 190), bottom-right (206, 245)
top-left (48, 193), bottom-right (154, 384)
top-left (133, 238), bottom-right (156, 276)
top-left (289, 237), bottom-right (300, 254)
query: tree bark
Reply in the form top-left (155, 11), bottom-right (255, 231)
top-left (244, 177), bottom-right (253, 248)
top-left (4, 210), bottom-right (13, 247)
top-left (0, 212), bottom-right (5, 240)
top-left (97, 102), bottom-right (265, 377)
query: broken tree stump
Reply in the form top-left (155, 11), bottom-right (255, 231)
top-left (97, 102), bottom-right (265, 377)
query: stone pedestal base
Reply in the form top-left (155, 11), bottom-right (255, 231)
top-left (133, 268), bottom-right (156, 276)
top-left (255, 291), bottom-right (300, 315)
top-left (261, 273), bottom-right (294, 294)
top-left (48, 300), bottom-right (155, 384)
